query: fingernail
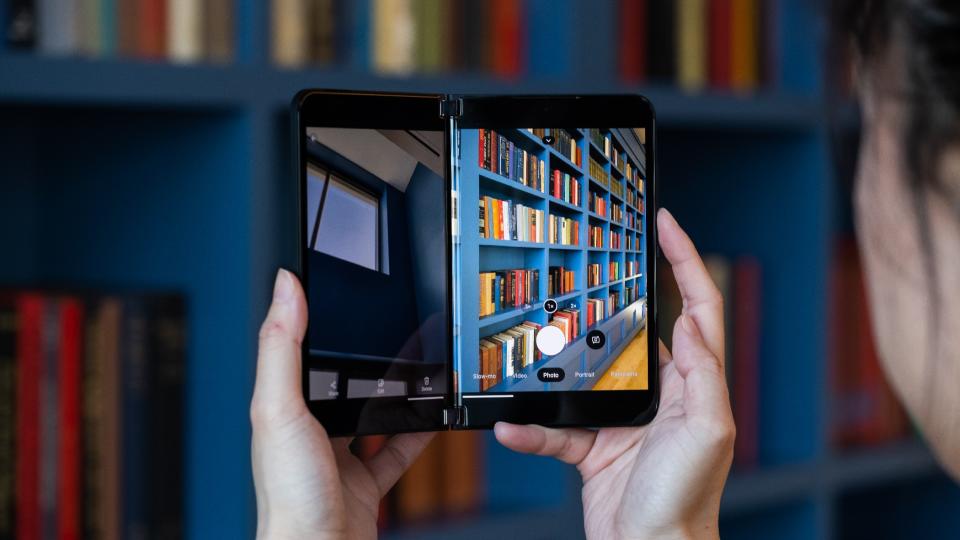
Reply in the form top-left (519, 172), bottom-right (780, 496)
top-left (658, 207), bottom-right (674, 224)
top-left (273, 269), bottom-right (295, 302)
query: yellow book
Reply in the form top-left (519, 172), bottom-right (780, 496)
top-left (677, 0), bottom-right (707, 92)
top-left (272, 0), bottom-right (308, 67)
top-left (373, 0), bottom-right (415, 74)
top-left (730, 0), bottom-right (759, 91)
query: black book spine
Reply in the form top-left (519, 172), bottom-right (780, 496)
top-left (647, 0), bottom-right (676, 81)
top-left (145, 296), bottom-right (186, 540)
top-left (462, 0), bottom-right (484, 70)
top-left (121, 298), bottom-right (148, 540)
top-left (5, 0), bottom-right (36, 48)
top-left (0, 297), bottom-right (16, 540)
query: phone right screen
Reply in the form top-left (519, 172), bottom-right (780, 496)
top-left (457, 127), bottom-right (649, 395)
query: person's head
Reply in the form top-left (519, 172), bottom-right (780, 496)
top-left (837, 0), bottom-right (960, 474)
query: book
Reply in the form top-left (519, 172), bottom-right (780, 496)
top-left (730, 0), bottom-right (759, 91)
top-left (490, 0), bottom-right (522, 78)
top-left (479, 196), bottom-right (544, 243)
top-left (550, 308), bottom-right (579, 342)
top-left (676, 0), bottom-right (707, 91)
top-left (588, 263), bottom-right (601, 288)
top-left (618, 0), bottom-right (647, 82)
top-left (0, 297), bottom-right (15, 540)
top-left (145, 296), bottom-right (186, 538)
top-left (205, 0), bottom-right (234, 62)
top-left (168, 0), bottom-right (204, 63)
top-left (548, 266), bottom-right (576, 297)
top-left (5, 0), bottom-right (37, 48)
top-left (548, 215), bottom-right (579, 246)
top-left (550, 170), bottom-right (580, 206)
top-left (588, 225), bottom-right (603, 248)
top-left (395, 436), bottom-right (442, 522)
top-left (38, 0), bottom-right (78, 54)
top-left (82, 298), bottom-right (122, 540)
top-left (121, 298), bottom-right (148, 539)
top-left (439, 432), bottom-right (483, 515)
top-left (138, 0), bottom-right (167, 58)
top-left (479, 269), bottom-right (540, 317)
top-left (647, 0), bottom-right (675, 80)
top-left (273, 0), bottom-right (310, 66)
top-left (15, 294), bottom-right (42, 540)
top-left (708, 0), bottom-right (732, 87)
top-left (58, 298), bottom-right (83, 540)
top-left (732, 258), bottom-right (761, 468)
top-left (372, 0), bottom-right (415, 74)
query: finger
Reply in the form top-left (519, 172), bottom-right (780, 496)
top-left (251, 269), bottom-right (308, 423)
top-left (672, 314), bottom-right (733, 429)
top-left (657, 208), bottom-right (724, 363)
top-left (364, 432), bottom-right (435, 497)
top-left (659, 339), bottom-right (673, 366)
top-left (330, 437), bottom-right (354, 455)
top-left (493, 422), bottom-right (596, 465)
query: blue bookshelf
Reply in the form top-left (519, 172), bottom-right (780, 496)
top-left (3, 0), bottom-right (959, 539)
top-left (461, 125), bottom-right (647, 395)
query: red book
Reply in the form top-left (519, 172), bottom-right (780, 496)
top-left (709, 0), bottom-right (733, 87)
top-left (490, 0), bottom-right (523, 78)
top-left (732, 259), bottom-right (761, 468)
top-left (138, 0), bottom-right (167, 58)
top-left (58, 299), bottom-right (83, 540)
top-left (618, 0), bottom-right (647, 82)
top-left (15, 294), bottom-right (43, 540)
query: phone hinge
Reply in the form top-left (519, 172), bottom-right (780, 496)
top-left (443, 405), bottom-right (468, 428)
top-left (440, 97), bottom-right (463, 119)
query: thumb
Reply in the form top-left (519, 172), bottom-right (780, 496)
top-left (252, 269), bottom-right (309, 424)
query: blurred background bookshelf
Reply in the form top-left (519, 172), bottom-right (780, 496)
top-left (1, 0), bottom-right (958, 539)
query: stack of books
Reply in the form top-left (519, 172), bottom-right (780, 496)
top-left (589, 158), bottom-right (610, 186)
top-left (480, 321), bottom-right (541, 381)
top-left (618, 0), bottom-right (775, 93)
top-left (6, 0), bottom-right (235, 62)
top-left (547, 266), bottom-right (576, 297)
top-left (478, 269), bottom-right (539, 317)
top-left (586, 298), bottom-right (607, 328)
top-left (550, 170), bottom-right (581, 206)
top-left (588, 192), bottom-right (607, 217)
top-left (548, 308), bottom-right (579, 343)
top-left (479, 196), bottom-right (544, 243)
top-left (0, 291), bottom-right (186, 539)
top-left (587, 263), bottom-right (602, 288)
top-left (547, 215), bottom-right (579, 246)
top-left (588, 226), bottom-right (603, 248)
top-left (478, 129), bottom-right (546, 191)
top-left (548, 128), bottom-right (581, 167)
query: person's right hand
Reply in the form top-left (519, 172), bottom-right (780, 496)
top-left (495, 208), bottom-right (735, 539)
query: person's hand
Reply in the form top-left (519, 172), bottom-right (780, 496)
top-left (495, 208), bottom-right (735, 540)
top-left (250, 269), bottom-right (434, 540)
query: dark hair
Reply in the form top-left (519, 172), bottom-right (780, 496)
top-left (833, 0), bottom-right (960, 418)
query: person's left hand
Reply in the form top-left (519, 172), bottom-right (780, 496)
top-left (251, 269), bottom-right (434, 540)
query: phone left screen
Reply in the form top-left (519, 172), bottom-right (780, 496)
top-left (302, 127), bottom-right (449, 406)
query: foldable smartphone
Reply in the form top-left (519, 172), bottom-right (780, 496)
top-left (295, 91), bottom-right (658, 435)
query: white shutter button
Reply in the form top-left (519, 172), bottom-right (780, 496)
top-left (536, 325), bottom-right (566, 356)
